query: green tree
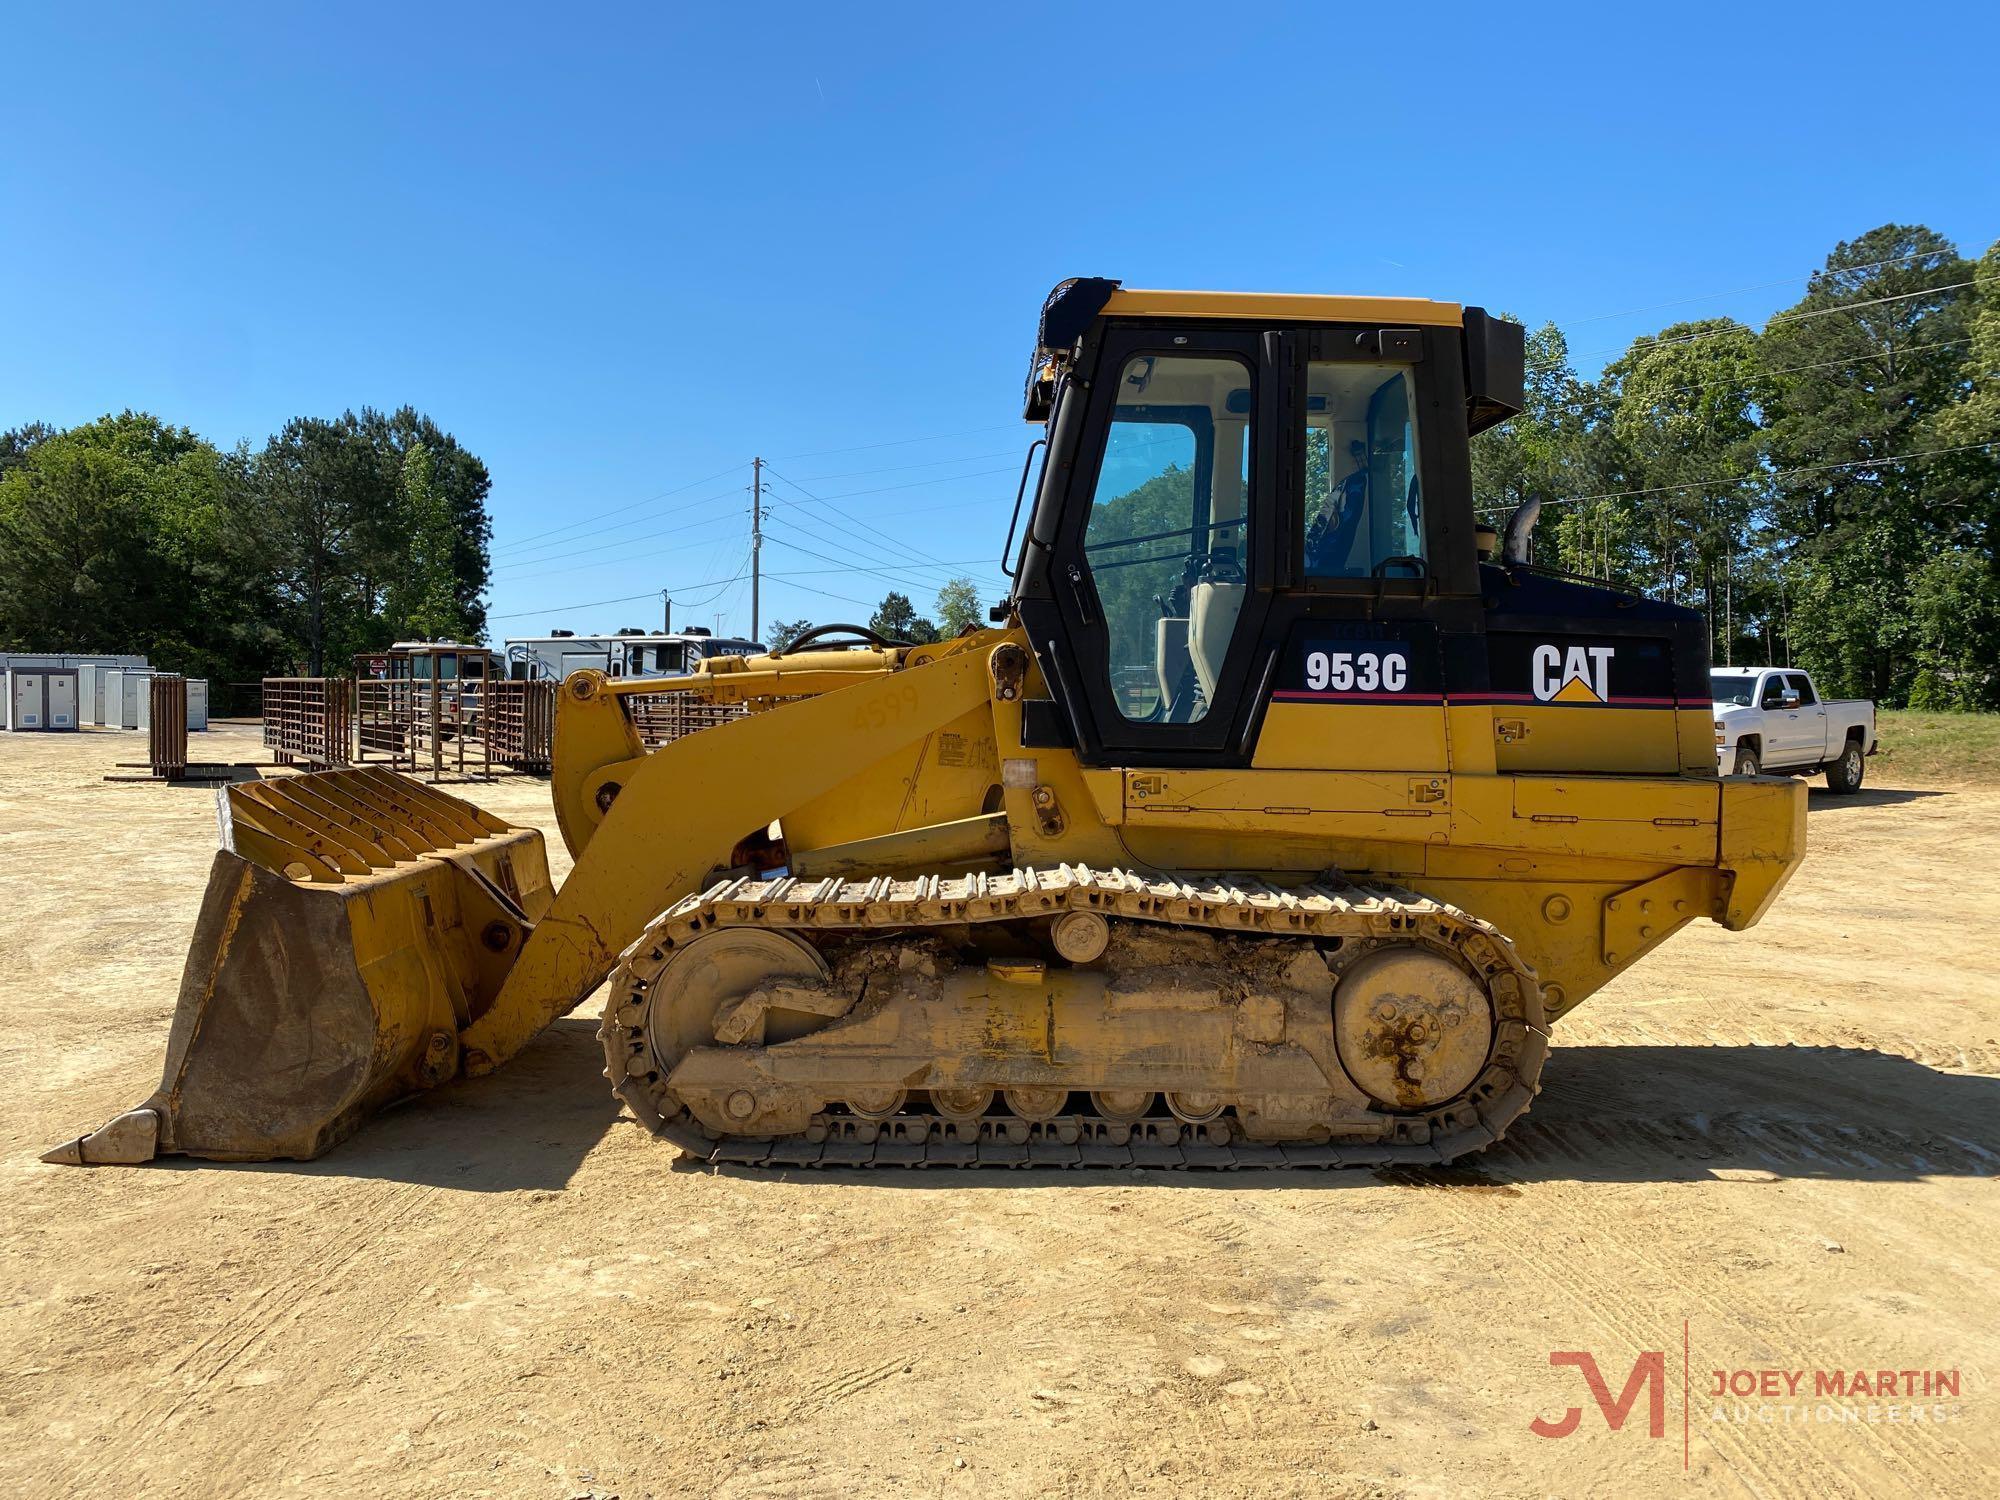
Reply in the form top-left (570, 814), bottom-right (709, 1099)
top-left (765, 616), bottom-right (814, 651)
top-left (1, 405), bottom-right (494, 689)
top-left (390, 440), bottom-right (465, 641)
top-left (933, 576), bottom-right (983, 636)
top-left (0, 428), bottom-right (159, 652)
top-left (1469, 320), bottom-right (1590, 546)
top-left (0, 413), bottom-right (281, 688)
top-left (1932, 237), bottom-right (2000, 451)
top-left (1602, 317), bottom-right (1762, 658)
top-left (868, 590), bottom-right (938, 643)
top-left (0, 421), bottom-right (57, 478)
top-left (1083, 463), bottom-right (1196, 675)
top-left (1921, 236), bottom-right (2000, 705)
top-left (357, 407), bottom-right (493, 642)
top-left (253, 414), bottom-right (383, 674)
top-left (1760, 224), bottom-right (1976, 703)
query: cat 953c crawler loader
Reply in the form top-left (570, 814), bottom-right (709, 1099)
top-left (47, 280), bottom-right (1806, 1171)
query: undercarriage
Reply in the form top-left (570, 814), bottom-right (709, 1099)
top-left (602, 867), bottom-right (1548, 1169)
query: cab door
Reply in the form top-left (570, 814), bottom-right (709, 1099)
top-left (1029, 325), bottom-right (1279, 765)
top-left (1788, 672), bottom-right (1830, 760)
top-left (1759, 671), bottom-right (1807, 765)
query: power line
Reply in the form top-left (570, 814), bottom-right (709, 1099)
top-left (670, 549), bottom-right (755, 613)
top-left (494, 516), bottom-right (748, 585)
top-left (762, 507), bottom-right (973, 586)
top-left (766, 508), bottom-right (991, 587)
top-left (1557, 245), bottom-right (1974, 330)
top-left (761, 529), bottom-right (992, 593)
top-left (486, 577), bottom-right (745, 623)
top-left (1570, 277), bottom-right (1991, 362)
top-left (1537, 335), bottom-right (1977, 415)
top-left (762, 573), bottom-right (876, 609)
top-left (490, 462), bottom-right (745, 555)
top-left (791, 447), bottom-right (1024, 483)
top-left (765, 463), bottom-right (1020, 506)
top-left (762, 464), bottom-right (976, 574)
top-left (492, 503), bottom-right (746, 575)
top-left (491, 486), bottom-right (748, 569)
top-left (1476, 441), bottom-right (1998, 516)
top-left (771, 422), bottom-right (1023, 461)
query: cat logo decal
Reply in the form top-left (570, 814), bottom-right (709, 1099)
top-left (1532, 644), bottom-right (1615, 705)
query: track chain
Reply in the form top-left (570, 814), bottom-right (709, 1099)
top-left (601, 865), bottom-right (1548, 1169)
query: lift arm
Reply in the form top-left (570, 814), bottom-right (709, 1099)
top-left (457, 644), bottom-right (994, 1073)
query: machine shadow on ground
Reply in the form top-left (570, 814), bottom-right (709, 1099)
top-left (673, 1042), bottom-right (1998, 1193)
top-left (156, 1016), bottom-right (621, 1193)
top-left (1806, 785), bottom-right (1947, 810)
top-left (139, 1033), bottom-right (1997, 1195)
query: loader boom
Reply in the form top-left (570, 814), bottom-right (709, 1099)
top-left (459, 645), bottom-right (994, 1072)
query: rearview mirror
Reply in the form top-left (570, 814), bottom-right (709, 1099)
top-left (1462, 309), bottom-right (1525, 435)
top-left (1780, 692), bottom-right (1801, 709)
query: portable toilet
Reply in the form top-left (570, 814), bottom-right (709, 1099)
top-left (103, 668), bottom-right (155, 729)
top-left (47, 669), bottom-right (79, 729)
top-left (187, 678), bottom-right (210, 730)
top-left (4, 668), bottom-right (80, 731)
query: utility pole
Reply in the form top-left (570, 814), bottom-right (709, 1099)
top-left (750, 456), bottom-right (763, 644)
top-left (661, 591), bottom-right (672, 634)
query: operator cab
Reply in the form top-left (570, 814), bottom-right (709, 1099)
top-left (1006, 279), bottom-right (1524, 765)
top-left (1005, 279), bottom-right (1714, 778)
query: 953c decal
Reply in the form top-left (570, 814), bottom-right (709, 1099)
top-left (1305, 647), bottom-right (1409, 694)
top-left (1274, 632), bottom-right (1439, 703)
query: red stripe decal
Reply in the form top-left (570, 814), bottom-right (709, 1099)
top-left (1270, 691), bottom-right (1443, 703)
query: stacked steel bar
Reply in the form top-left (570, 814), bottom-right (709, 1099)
top-left (625, 693), bottom-right (747, 747)
top-left (356, 678), bottom-right (416, 769)
top-left (261, 677), bottom-right (353, 768)
top-left (148, 675), bottom-right (188, 779)
top-left (486, 680), bottom-right (556, 772)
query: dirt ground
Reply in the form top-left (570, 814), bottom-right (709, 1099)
top-left (1, 723), bottom-right (1994, 1499)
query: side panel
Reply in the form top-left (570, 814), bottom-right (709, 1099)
top-left (1251, 619), bottom-right (1447, 772)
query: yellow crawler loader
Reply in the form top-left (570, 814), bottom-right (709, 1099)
top-left (47, 280), bottom-right (1805, 1170)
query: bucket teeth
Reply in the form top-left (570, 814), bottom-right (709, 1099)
top-left (40, 1108), bottom-right (160, 1166)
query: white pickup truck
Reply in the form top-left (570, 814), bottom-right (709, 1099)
top-left (1712, 666), bottom-right (1877, 792)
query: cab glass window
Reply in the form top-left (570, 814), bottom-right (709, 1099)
top-left (1082, 354), bottom-right (1251, 723)
top-left (1788, 673), bottom-right (1817, 705)
top-left (1303, 363), bottom-right (1424, 579)
top-left (1760, 675), bottom-right (1789, 708)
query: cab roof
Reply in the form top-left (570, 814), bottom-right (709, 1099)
top-left (1102, 287), bottom-right (1464, 327)
top-left (1023, 276), bottom-right (1518, 427)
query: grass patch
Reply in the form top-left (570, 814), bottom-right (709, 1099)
top-left (1872, 710), bottom-right (2000, 784)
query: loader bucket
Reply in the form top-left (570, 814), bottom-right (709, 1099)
top-left (42, 769), bottom-right (554, 1165)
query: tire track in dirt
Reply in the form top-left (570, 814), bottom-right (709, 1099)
top-left (1413, 1178), bottom-right (1813, 1499)
top-left (1549, 1179), bottom-right (1982, 1498)
top-left (1578, 1015), bottom-right (2000, 1077)
top-left (1451, 1140), bottom-right (1987, 1497)
top-left (110, 1179), bottom-right (441, 1475)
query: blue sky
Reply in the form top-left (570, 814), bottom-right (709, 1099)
top-left (5, 3), bottom-right (1995, 641)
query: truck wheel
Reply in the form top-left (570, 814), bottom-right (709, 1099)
top-left (1825, 739), bottom-right (1865, 794)
top-left (1732, 746), bottom-right (1760, 777)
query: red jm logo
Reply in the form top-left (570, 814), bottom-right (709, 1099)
top-left (1532, 1351), bottom-right (1667, 1438)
